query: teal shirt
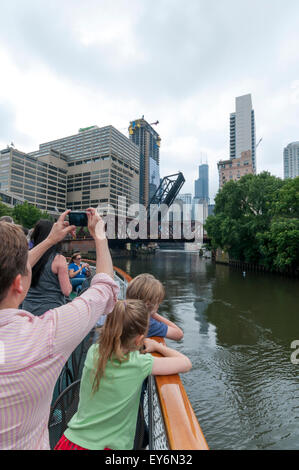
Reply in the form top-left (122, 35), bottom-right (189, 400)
top-left (65, 344), bottom-right (153, 450)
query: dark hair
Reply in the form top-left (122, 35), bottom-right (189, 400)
top-left (31, 219), bottom-right (61, 287)
top-left (0, 223), bottom-right (28, 302)
top-left (71, 252), bottom-right (81, 263)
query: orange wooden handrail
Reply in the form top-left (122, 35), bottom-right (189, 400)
top-left (67, 258), bottom-right (208, 449)
top-left (112, 266), bottom-right (209, 450)
top-left (151, 337), bottom-right (209, 450)
top-left (112, 266), bottom-right (133, 284)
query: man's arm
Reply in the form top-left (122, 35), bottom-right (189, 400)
top-left (151, 312), bottom-right (184, 341)
top-left (52, 208), bottom-right (118, 358)
top-left (28, 210), bottom-right (75, 268)
top-left (28, 238), bottom-right (52, 268)
top-left (87, 209), bottom-right (114, 279)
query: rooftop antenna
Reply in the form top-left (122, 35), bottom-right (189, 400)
top-left (200, 151), bottom-right (208, 165)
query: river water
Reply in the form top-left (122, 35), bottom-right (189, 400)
top-left (114, 251), bottom-right (299, 450)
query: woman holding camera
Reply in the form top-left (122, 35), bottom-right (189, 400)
top-left (22, 219), bottom-right (72, 316)
top-left (68, 252), bottom-right (91, 293)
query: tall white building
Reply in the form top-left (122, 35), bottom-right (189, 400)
top-left (284, 142), bottom-right (299, 179)
top-left (230, 94), bottom-right (256, 172)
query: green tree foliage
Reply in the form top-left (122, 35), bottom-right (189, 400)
top-left (12, 201), bottom-right (50, 228)
top-left (205, 173), bottom-right (299, 272)
top-left (0, 201), bottom-right (13, 219)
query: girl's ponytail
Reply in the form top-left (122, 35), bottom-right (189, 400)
top-left (92, 299), bottom-right (149, 393)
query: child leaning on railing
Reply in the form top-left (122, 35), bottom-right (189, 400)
top-left (55, 299), bottom-right (191, 451)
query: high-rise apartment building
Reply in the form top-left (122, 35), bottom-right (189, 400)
top-left (194, 164), bottom-right (209, 203)
top-left (128, 118), bottom-right (161, 207)
top-left (230, 94), bottom-right (256, 172)
top-left (283, 142), bottom-right (299, 179)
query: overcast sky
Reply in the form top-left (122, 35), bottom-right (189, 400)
top-left (0, 0), bottom-right (299, 202)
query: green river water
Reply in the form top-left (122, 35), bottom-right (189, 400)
top-left (115, 250), bottom-right (299, 450)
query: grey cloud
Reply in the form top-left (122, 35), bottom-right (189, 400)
top-left (0, 102), bottom-right (17, 141)
top-left (0, 102), bottom-right (34, 149)
top-left (0, 0), bottom-right (298, 202)
top-left (1, 0), bottom-right (298, 103)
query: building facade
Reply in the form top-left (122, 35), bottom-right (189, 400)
top-left (33, 125), bottom-right (140, 215)
top-left (218, 150), bottom-right (254, 188)
top-left (192, 198), bottom-right (209, 225)
top-left (0, 125), bottom-right (140, 216)
top-left (230, 94), bottom-right (256, 172)
top-left (194, 164), bottom-right (209, 203)
top-left (0, 147), bottom-right (67, 212)
top-left (283, 142), bottom-right (299, 179)
top-left (208, 204), bottom-right (215, 216)
top-left (128, 118), bottom-right (161, 207)
top-left (175, 193), bottom-right (192, 221)
top-left (177, 193), bottom-right (192, 205)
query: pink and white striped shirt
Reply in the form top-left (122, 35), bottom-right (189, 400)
top-left (0, 273), bottom-right (119, 450)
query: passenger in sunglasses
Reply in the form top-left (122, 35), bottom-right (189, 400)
top-left (68, 252), bottom-right (90, 293)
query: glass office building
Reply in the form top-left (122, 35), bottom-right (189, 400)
top-left (128, 118), bottom-right (161, 207)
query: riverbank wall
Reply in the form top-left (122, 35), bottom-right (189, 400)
top-left (214, 248), bottom-right (299, 277)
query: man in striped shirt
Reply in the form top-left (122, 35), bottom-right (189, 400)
top-left (0, 209), bottom-right (119, 450)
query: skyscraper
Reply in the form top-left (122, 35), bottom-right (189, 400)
top-left (194, 164), bottom-right (209, 203)
top-left (230, 94), bottom-right (256, 172)
top-left (128, 117), bottom-right (161, 207)
top-left (284, 142), bottom-right (299, 179)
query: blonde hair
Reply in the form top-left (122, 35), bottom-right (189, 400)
top-left (92, 299), bottom-right (149, 393)
top-left (126, 273), bottom-right (165, 310)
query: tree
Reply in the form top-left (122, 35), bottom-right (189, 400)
top-left (274, 177), bottom-right (299, 218)
top-left (12, 201), bottom-right (51, 228)
top-left (205, 173), bottom-right (299, 272)
top-left (0, 201), bottom-right (13, 219)
top-left (258, 218), bottom-right (299, 271)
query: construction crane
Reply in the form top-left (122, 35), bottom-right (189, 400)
top-left (256, 137), bottom-right (263, 149)
top-left (120, 119), bottom-right (159, 132)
